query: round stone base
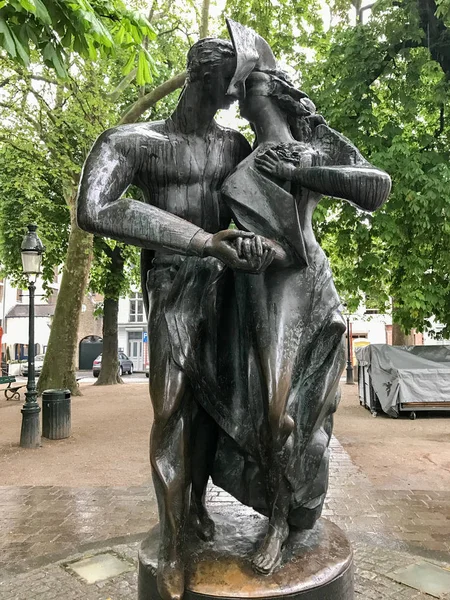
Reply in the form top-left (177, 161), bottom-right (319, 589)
top-left (138, 509), bottom-right (353, 600)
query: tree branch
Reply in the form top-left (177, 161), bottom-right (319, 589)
top-left (66, 73), bottom-right (107, 130)
top-left (106, 68), bottom-right (137, 102)
top-left (417, 0), bottom-right (450, 78)
top-left (119, 71), bottom-right (186, 124)
top-left (436, 103), bottom-right (445, 137)
top-left (159, 23), bottom-right (183, 37)
top-left (421, 103), bottom-right (445, 151)
top-left (29, 74), bottom-right (58, 85)
top-left (199, 0), bottom-right (210, 38)
top-left (28, 89), bottom-right (58, 127)
top-left (0, 136), bottom-right (42, 161)
top-left (0, 76), bottom-right (15, 88)
top-left (0, 101), bottom-right (42, 133)
top-left (364, 40), bottom-right (422, 88)
top-left (93, 236), bottom-right (115, 259)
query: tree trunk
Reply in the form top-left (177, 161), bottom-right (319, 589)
top-left (95, 245), bottom-right (125, 385)
top-left (95, 297), bottom-right (122, 385)
top-left (38, 203), bottom-right (93, 395)
top-left (391, 300), bottom-right (416, 346)
top-left (392, 323), bottom-right (415, 346)
top-left (199, 0), bottom-right (210, 38)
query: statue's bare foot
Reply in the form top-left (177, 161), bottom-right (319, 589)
top-left (191, 506), bottom-right (215, 541)
top-left (252, 522), bottom-right (289, 575)
top-left (157, 558), bottom-right (184, 600)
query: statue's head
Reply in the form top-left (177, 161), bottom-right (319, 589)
top-left (239, 70), bottom-right (314, 118)
top-left (186, 38), bottom-right (237, 109)
top-left (225, 19), bottom-right (325, 139)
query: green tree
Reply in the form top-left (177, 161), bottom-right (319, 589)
top-left (0, 0), bottom-right (157, 84)
top-left (0, 57), bottom-right (119, 391)
top-left (298, 0), bottom-right (450, 339)
top-left (89, 241), bottom-right (131, 385)
top-left (0, 0), bottom-right (206, 392)
top-left (0, 145), bottom-right (69, 289)
top-left (220, 0), bottom-right (450, 339)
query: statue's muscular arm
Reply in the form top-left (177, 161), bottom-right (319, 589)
top-left (77, 126), bottom-right (211, 255)
top-left (77, 126), bottom-right (274, 271)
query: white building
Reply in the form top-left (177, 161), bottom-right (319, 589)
top-left (118, 291), bottom-right (148, 372)
top-left (422, 319), bottom-right (448, 345)
top-left (4, 303), bottom-right (54, 359)
top-left (0, 277), bottom-right (57, 368)
top-left (350, 309), bottom-right (393, 345)
top-left (1, 274), bottom-right (103, 373)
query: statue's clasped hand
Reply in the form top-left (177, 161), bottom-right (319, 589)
top-left (255, 149), bottom-right (296, 181)
top-left (204, 229), bottom-right (275, 273)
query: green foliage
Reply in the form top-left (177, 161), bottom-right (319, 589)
top-left (0, 0), bottom-right (157, 84)
top-left (223, 0), bottom-right (325, 57)
top-left (300, 0), bottom-right (450, 335)
top-left (0, 145), bottom-right (69, 289)
top-left (224, 0), bottom-right (450, 335)
top-left (0, 53), bottom-right (125, 289)
top-left (0, 0), bottom-right (193, 295)
top-left (89, 238), bottom-right (140, 310)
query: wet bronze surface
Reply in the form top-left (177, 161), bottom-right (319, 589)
top-left (139, 508), bottom-right (353, 598)
top-left (77, 17), bottom-right (387, 599)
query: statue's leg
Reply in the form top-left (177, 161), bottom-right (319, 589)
top-left (150, 340), bottom-right (191, 600)
top-left (190, 402), bottom-right (217, 541)
top-left (252, 362), bottom-right (294, 574)
top-left (242, 275), bottom-right (296, 574)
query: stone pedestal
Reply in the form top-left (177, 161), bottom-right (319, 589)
top-left (138, 508), bottom-right (353, 600)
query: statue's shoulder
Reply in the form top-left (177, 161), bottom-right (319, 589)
top-left (216, 123), bottom-right (252, 154)
top-left (95, 121), bottom-right (169, 151)
top-left (312, 124), bottom-right (367, 166)
top-left (223, 142), bottom-right (270, 188)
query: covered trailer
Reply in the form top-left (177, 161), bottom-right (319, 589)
top-left (356, 344), bottom-right (450, 418)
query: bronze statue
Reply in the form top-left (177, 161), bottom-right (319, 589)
top-left (77, 21), bottom-right (391, 600)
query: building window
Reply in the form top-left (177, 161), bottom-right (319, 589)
top-left (0, 279), bottom-right (3, 303)
top-left (129, 292), bottom-right (144, 323)
top-left (15, 344), bottom-right (28, 360)
top-left (16, 288), bottom-right (23, 302)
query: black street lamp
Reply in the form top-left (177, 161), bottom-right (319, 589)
top-left (346, 314), bottom-right (354, 385)
top-left (20, 224), bottom-right (45, 449)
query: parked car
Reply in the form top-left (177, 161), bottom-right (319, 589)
top-left (21, 354), bottom-right (45, 377)
top-left (92, 352), bottom-right (134, 377)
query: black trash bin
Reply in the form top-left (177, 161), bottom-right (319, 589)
top-left (42, 389), bottom-right (71, 439)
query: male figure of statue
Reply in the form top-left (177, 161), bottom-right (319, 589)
top-left (77, 38), bottom-right (274, 600)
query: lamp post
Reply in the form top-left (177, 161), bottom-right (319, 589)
top-left (346, 314), bottom-right (354, 385)
top-left (20, 224), bottom-right (45, 449)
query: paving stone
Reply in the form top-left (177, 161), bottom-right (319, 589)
top-left (1, 436), bottom-right (450, 598)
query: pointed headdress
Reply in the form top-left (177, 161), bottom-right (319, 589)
top-left (226, 18), bottom-right (310, 105)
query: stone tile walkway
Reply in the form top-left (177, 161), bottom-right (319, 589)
top-left (327, 438), bottom-right (450, 559)
top-left (1, 438), bottom-right (450, 598)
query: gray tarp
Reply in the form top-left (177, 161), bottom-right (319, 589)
top-left (355, 344), bottom-right (450, 417)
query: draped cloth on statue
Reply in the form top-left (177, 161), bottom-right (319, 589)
top-left (212, 249), bottom-right (346, 527)
top-left (215, 145), bottom-right (346, 526)
top-left (147, 146), bottom-right (346, 528)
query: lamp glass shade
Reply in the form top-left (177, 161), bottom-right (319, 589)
top-left (21, 225), bottom-right (45, 275)
top-left (21, 250), bottom-right (42, 275)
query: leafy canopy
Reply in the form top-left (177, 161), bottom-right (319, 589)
top-left (0, 0), bottom-right (158, 84)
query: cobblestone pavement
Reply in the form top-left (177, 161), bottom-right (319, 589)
top-left (1, 438), bottom-right (450, 598)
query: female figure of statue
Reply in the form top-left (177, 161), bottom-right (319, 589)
top-left (215, 20), bottom-right (391, 575)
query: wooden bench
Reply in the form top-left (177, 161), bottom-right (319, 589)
top-left (0, 376), bottom-right (26, 400)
